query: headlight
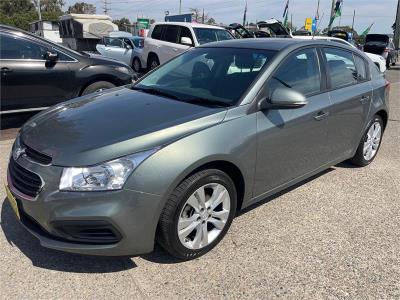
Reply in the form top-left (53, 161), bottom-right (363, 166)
top-left (59, 148), bottom-right (159, 191)
top-left (115, 66), bottom-right (133, 75)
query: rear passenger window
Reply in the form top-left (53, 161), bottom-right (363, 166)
top-left (354, 55), bottom-right (368, 82)
top-left (151, 25), bottom-right (163, 40)
top-left (324, 48), bottom-right (357, 89)
top-left (267, 48), bottom-right (321, 97)
top-left (164, 25), bottom-right (179, 43)
top-left (179, 26), bottom-right (194, 46)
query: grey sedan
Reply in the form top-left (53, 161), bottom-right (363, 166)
top-left (6, 39), bottom-right (390, 260)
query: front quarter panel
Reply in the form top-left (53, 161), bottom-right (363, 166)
top-left (125, 104), bottom-right (257, 228)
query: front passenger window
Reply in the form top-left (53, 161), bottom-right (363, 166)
top-left (0, 33), bottom-right (47, 60)
top-left (266, 48), bottom-right (321, 97)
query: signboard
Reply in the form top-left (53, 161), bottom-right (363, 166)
top-left (165, 14), bottom-right (193, 23)
top-left (137, 18), bottom-right (150, 29)
top-left (304, 18), bottom-right (312, 31)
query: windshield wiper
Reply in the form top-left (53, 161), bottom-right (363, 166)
top-left (181, 98), bottom-right (231, 108)
top-left (132, 86), bottom-right (182, 100)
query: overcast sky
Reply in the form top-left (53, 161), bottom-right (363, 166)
top-left (63, 0), bottom-right (397, 34)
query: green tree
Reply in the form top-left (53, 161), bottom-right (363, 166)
top-left (190, 8), bottom-right (215, 24)
top-left (113, 17), bottom-right (131, 31)
top-left (0, 0), bottom-right (37, 30)
top-left (67, 2), bottom-right (96, 14)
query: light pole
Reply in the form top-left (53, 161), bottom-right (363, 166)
top-left (37, 0), bottom-right (42, 21)
top-left (179, 0), bottom-right (182, 14)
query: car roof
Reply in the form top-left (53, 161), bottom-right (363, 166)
top-left (197, 38), bottom-right (334, 51)
top-left (153, 22), bottom-right (226, 30)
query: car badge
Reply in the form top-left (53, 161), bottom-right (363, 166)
top-left (13, 147), bottom-right (25, 161)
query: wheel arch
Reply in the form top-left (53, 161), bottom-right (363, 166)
top-left (183, 160), bottom-right (246, 211)
top-left (78, 75), bottom-right (121, 96)
top-left (147, 52), bottom-right (159, 65)
top-left (375, 109), bottom-right (388, 130)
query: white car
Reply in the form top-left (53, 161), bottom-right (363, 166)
top-left (295, 36), bottom-right (386, 72)
top-left (96, 32), bottom-right (144, 72)
top-left (141, 22), bottom-right (234, 70)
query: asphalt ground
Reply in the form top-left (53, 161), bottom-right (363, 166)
top-left (0, 67), bottom-right (399, 299)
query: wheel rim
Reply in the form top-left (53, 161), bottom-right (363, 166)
top-left (150, 60), bottom-right (158, 69)
top-left (177, 183), bottom-right (231, 250)
top-left (363, 121), bottom-right (382, 161)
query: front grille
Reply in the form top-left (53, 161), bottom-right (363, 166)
top-left (8, 159), bottom-right (42, 197)
top-left (22, 141), bottom-right (52, 165)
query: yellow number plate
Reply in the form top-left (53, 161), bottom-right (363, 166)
top-left (5, 185), bottom-right (20, 220)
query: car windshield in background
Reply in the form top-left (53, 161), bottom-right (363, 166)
top-left (134, 47), bottom-right (276, 107)
top-left (193, 28), bottom-right (234, 45)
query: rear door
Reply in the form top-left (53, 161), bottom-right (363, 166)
top-left (159, 25), bottom-right (181, 64)
top-left (254, 47), bottom-right (333, 196)
top-left (0, 32), bottom-right (74, 113)
top-left (323, 47), bottom-right (372, 159)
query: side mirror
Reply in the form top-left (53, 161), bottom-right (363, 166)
top-left (45, 50), bottom-right (58, 62)
top-left (125, 44), bottom-right (132, 50)
top-left (181, 37), bottom-right (193, 46)
top-left (258, 87), bottom-right (308, 110)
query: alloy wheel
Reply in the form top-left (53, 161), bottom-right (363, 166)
top-left (177, 183), bottom-right (231, 250)
top-left (363, 121), bottom-right (382, 161)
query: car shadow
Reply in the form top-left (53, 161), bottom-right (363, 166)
top-left (142, 167), bottom-right (336, 264)
top-left (0, 199), bottom-right (137, 273)
top-left (237, 167), bottom-right (335, 216)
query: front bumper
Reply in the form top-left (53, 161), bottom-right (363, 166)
top-left (7, 154), bottom-right (162, 256)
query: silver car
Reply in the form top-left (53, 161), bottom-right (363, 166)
top-left (6, 39), bottom-right (390, 260)
top-left (96, 35), bottom-right (144, 72)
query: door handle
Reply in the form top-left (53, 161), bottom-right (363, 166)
top-left (360, 95), bottom-right (370, 104)
top-left (314, 111), bottom-right (330, 121)
top-left (1, 67), bottom-right (12, 74)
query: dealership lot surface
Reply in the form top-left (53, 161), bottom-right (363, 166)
top-left (0, 68), bottom-right (399, 299)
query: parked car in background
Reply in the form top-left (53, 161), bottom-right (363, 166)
top-left (363, 34), bottom-right (398, 69)
top-left (96, 33), bottom-right (145, 72)
top-left (0, 25), bottom-right (134, 115)
top-left (6, 39), bottom-right (389, 260)
top-left (295, 36), bottom-right (387, 73)
top-left (141, 22), bottom-right (234, 70)
top-left (227, 20), bottom-right (291, 39)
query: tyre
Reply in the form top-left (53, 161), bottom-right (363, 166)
top-left (386, 59), bottom-right (390, 69)
top-left (81, 81), bottom-right (115, 96)
top-left (132, 57), bottom-right (142, 73)
top-left (157, 169), bottom-right (237, 260)
top-left (147, 54), bottom-right (160, 71)
top-left (349, 115), bottom-right (383, 167)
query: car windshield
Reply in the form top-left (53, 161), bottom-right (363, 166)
top-left (134, 47), bottom-right (276, 107)
top-left (193, 28), bottom-right (234, 45)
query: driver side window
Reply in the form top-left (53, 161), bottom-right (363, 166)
top-left (266, 48), bottom-right (321, 98)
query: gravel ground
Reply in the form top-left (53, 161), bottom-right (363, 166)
top-left (0, 67), bottom-right (399, 299)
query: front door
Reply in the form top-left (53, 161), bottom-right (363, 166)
top-left (0, 32), bottom-right (74, 112)
top-left (254, 47), bottom-right (333, 196)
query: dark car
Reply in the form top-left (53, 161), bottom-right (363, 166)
top-left (6, 39), bottom-right (389, 259)
top-left (0, 25), bottom-right (135, 115)
top-left (363, 34), bottom-right (398, 69)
